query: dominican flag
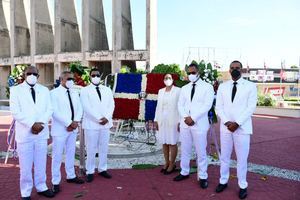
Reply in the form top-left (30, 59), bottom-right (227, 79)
top-left (112, 73), bottom-right (178, 121)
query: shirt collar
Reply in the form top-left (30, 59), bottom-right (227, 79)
top-left (230, 77), bottom-right (244, 85)
top-left (59, 85), bottom-right (68, 93)
top-left (23, 81), bottom-right (37, 89)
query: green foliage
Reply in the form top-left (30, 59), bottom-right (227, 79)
top-left (6, 64), bottom-right (28, 98)
top-left (132, 164), bottom-right (158, 170)
top-left (257, 93), bottom-right (275, 106)
top-left (151, 63), bottom-right (181, 76)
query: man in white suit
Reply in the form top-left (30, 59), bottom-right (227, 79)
top-left (215, 60), bottom-right (257, 199)
top-left (174, 63), bottom-right (214, 189)
top-left (50, 71), bottom-right (84, 194)
top-left (10, 66), bottom-right (55, 200)
top-left (80, 68), bottom-right (115, 182)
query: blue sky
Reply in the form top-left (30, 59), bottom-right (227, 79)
top-left (47, 0), bottom-right (300, 70)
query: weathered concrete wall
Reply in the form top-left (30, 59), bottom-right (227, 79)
top-left (0, 66), bottom-right (10, 99)
top-left (37, 63), bottom-right (54, 87)
top-left (89, 0), bottom-right (108, 51)
top-left (60, 0), bottom-right (81, 52)
top-left (35, 0), bottom-right (53, 54)
top-left (14, 0), bottom-right (30, 56)
top-left (0, 1), bottom-right (10, 58)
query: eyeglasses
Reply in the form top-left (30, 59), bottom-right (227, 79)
top-left (164, 77), bottom-right (172, 80)
top-left (187, 72), bottom-right (197, 75)
top-left (26, 72), bottom-right (38, 76)
top-left (67, 78), bottom-right (74, 81)
top-left (91, 74), bottom-right (100, 78)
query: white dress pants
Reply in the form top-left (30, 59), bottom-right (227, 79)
top-left (51, 131), bottom-right (77, 185)
top-left (84, 129), bottom-right (110, 174)
top-left (219, 132), bottom-right (250, 189)
top-left (17, 139), bottom-right (48, 197)
top-left (180, 127), bottom-right (208, 179)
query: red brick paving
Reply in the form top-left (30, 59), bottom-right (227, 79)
top-left (0, 114), bottom-right (299, 200)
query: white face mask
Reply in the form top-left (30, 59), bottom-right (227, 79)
top-left (188, 74), bottom-right (198, 82)
top-left (164, 79), bottom-right (173, 87)
top-left (91, 77), bottom-right (101, 85)
top-left (65, 80), bottom-right (74, 89)
top-left (26, 75), bottom-right (37, 85)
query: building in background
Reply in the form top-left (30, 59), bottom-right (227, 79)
top-left (0, 0), bottom-right (157, 99)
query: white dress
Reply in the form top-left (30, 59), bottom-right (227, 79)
top-left (155, 87), bottom-right (180, 145)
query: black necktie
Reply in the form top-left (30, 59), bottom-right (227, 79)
top-left (96, 86), bottom-right (102, 101)
top-left (67, 90), bottom-right (74, 121)
top-left (191, 83), bottom-right (196, 101)
top-left (231, 82), bottom-right (237, 102)
top-left (30, 87), bottom-right (36, 103)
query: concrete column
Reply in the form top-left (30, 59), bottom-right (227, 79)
top-left (0, 0), bottom-right (10, 58)
top-left (34, 0), bottom-right (54, 55)
top-left (14, 0), bottom-right (30, 57)
top-left (112, 0), bottom-right (122, 73)
top-left (146, 0), bottom-right (157, 71)
top-left (30, 0), bottom-right (35, 65)
top-left (121, 0), bottom-right (134, 50)
top-left (10, 0), bottom-right (15, 69)
top-left (54, 0), bottom-right (61, 79)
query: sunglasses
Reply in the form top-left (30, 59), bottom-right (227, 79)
top-left (26, 72), bottom-right (38, 76)
top-left (187, 72), bottom-right (197, 75)
top-left (91, 74), bottom-right (100, 78)
top-left (67, 78), bottom-right (74, 81)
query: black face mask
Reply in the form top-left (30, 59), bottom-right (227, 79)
top-left (231, 69), bottom-right (241, 79)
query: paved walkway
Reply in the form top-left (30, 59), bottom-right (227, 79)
top-left (0, 114), bottom-right (299, 200)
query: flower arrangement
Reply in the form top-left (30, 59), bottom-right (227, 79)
top-left (113, 73), bottom-right (179, 121)
top-left (69, 62), bottom-right (90, 87)
top-left (6, 65), bottom-right (28, 98)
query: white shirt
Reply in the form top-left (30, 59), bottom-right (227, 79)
top-left (10, 82), bottom-right (53, 143)
top-left (50, 85), bottom-right (83, 136)
top-left (216, 77), bottom-right (257, 134)
top-left (178, 79), bottom-right (214, 132)
top-left (80, 84), bottom-right (115, 130)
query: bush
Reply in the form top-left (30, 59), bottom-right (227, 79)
top-left (257, 93), bottom-right (275, 106)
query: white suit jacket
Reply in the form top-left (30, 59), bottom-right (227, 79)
top-left (216, 78), bottom-right (257, 134)
top-left (50, 85), bottom-right (83, 137)
top-left (154, 86), bottom-right (180, 127)
top-left (80, 84), bottom-right (115, 130)
top-left (9, 82), bottom-right (53, 143)
top-left (178, 79), bottom-right (214, 132)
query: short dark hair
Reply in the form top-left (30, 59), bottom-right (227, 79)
top-left (90, 68), bottom-right (100, 75)
top-left (188, 63), bottom-right (199, 70)
top-left (25, 65), bottom-right (39, 73)
top-left (60, 71), bottom-right (72, 80)
top-left (230, 60), bottom-right (243, 68)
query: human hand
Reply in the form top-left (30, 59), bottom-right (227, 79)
top-left (31, 122), bottom-right (44, 134)
top-left (99, 117), bottom-right (108, 125)
top-left (227, 122), bottom-right (239, 132)
top-left (184, 117), bottom-right (195, 126)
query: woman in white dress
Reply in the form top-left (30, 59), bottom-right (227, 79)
top-left (154, 74), bottom-right (180, 175)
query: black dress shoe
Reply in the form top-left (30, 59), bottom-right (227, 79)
top-left (160, 165), bottom-right (168, 173)
top-left (199, 179), bottom-right (208, 189)
top-left (37, 189), bottom-right (55, 198)
top-left (239, 188), bottom-right (248, 199)
top-left (215, 183), bottom-right (228, 193)
top-left (173, 174), bottom-right (189, 181)
top-left (21, 197), bottom-right (31, 200)
top-left (99, 171), bottom-right (112, 179)
top-left (67, 176), bottom-right (85, 184)
top-left (86, 174), bottom-right (94, 182)
top-left (52, 184), bottom-right (60, 194)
